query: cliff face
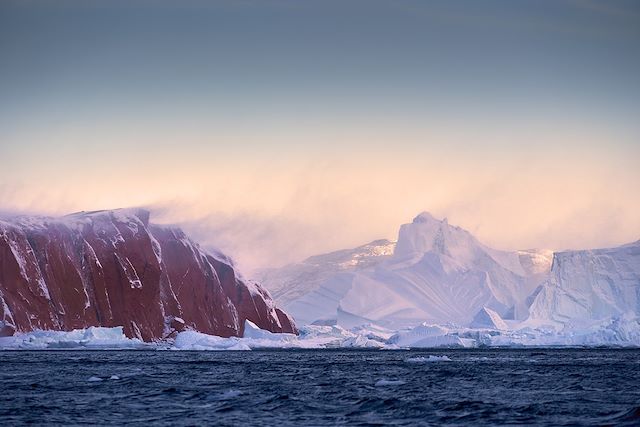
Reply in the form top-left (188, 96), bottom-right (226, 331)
top-left (527, 240), bottom-right (640, 325)
top-left (0, 209), bottom-right (296, 341)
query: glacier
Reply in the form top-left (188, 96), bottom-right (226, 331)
top-left (259, 212), bottom-right (640, 347)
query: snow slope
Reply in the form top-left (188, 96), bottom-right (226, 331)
top-left (256, 239), bottom-right (395, 308)
top-left (273, 212), bottom-right (552, 328)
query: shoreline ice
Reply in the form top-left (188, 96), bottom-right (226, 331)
top-left (2, 317), bottom-right (639, 351)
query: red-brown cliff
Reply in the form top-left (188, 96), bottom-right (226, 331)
top-left (0, 209), bottom-right (297, 341)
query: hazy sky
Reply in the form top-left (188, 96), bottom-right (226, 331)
top-left (1, 0), bottom-right (639, 271)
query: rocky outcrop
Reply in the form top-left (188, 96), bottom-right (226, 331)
top-left (0, 209), bottom-right (296, 341)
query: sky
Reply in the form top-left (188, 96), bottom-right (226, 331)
top-left (1, 0), bottom-right (639, 272)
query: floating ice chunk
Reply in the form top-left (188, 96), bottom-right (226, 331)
top-left (220, 390), bottom-right (243, 399)
top-left (242, 320), bottom-right (296, 342)
top-left (227, 342), bottom-right (252, 351)
top-left (341, 334), bottom-right (385, 348)
top-left (109, 375), bottom-right (120, 380)
top-left (470, 307), bottom-right (508, 330)
top-left (173, 330), bottom-right (249, 351)
top-left (375, 379), bottom-right (406, 387)
top-left (406, 355), bottom-right (452, 363)
top-left (0, 327), bottom-right (148, 350)
top-left (87, 376), bottom-right (103, 382)
top-left (295, 325), bottom-right (356, 348)
top-left (173, 321), bottom-right (301, 350)
top-left (389, 324), bottom-right (476, 348)
top-left (173, 322), bottom-right (392, 350)
top-left (379, 344), bottom-right (410, 350)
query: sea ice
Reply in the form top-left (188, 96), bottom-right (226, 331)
top-left (389, 323), bottom-right (476, 348)
top-left (406, 355), bottom-right (452, 363)
top-left (0, 327), bottom-right (148, 350)
top-left (3, 316), bottom-right (640, 350)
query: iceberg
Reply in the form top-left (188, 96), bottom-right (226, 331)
top-left (470, 307), bottom-right (509, 330)
top-left (264, 212), bottom-right (552, 329)
top-left (259, 213), bottom-right (640, 347)
top-left (173, 331), bottom-right (252, 351)
top-left (0, 326), bottom-right (148, 350)
top-left (172, 320), bottom-right (299, 350)
top-left (389, 324), bottom-right (477, 348)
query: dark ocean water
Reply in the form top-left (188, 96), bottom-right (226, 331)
top-left (1, 349), bottom-right (639, 426)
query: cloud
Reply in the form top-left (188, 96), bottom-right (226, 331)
top-left (2, 114), bottom-right (639, 273)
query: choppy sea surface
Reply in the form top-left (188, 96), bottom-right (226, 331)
top-left (1, 349), bottom-right (639, 426)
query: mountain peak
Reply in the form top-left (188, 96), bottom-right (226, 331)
top-left (412, 211), bottom-right (442, 224)
top-left (395, 212), bottom-right (471, 259)
top-left (63, 208), bottom-right (151, 226)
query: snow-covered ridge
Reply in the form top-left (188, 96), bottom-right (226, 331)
top-left (256, 239), bottom-right (396, 306)
top-left (268, 212), bottom-right (554, 328)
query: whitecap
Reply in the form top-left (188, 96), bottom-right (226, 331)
top-left (406, 355), bottom-right (452, 363)
top-left (219, 389), bottom-right (243, 399)
top-left (375, 379), bottom-right (406, 387)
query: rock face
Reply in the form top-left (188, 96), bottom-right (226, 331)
top-left (0, 209), bottom-right (296, 341)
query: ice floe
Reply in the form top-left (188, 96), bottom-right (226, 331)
top-left (0, 326), bottom-right (148, 350)
top-left (3, 316), bottom-right (640, 351)
top-left (406, 355), bottom-right (452, 363)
